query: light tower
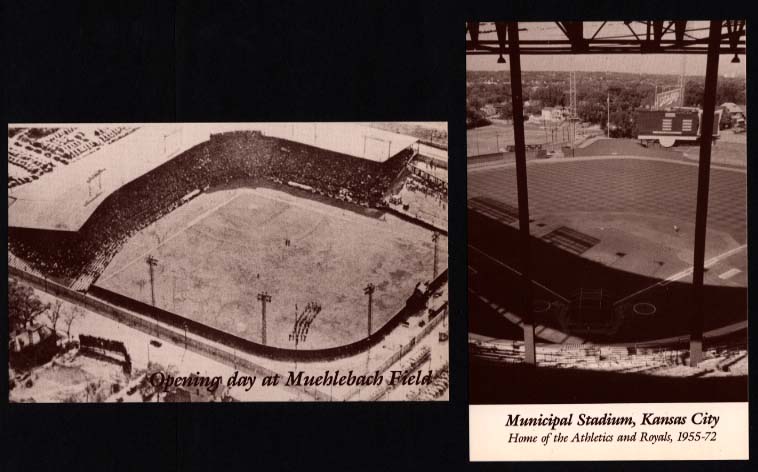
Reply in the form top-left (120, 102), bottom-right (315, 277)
top-left (364, 283), bottom-right (375, 338)
top-left (145, 255), bottom-right (158, 306)
top-left (257, 291), bottom-right (272, 345)
top-left (568, 70), bottom-right (580, 155)
top-left (679, 55), bottom-right (687, 107)
top-left (432, 231), bottom-right (440, 278)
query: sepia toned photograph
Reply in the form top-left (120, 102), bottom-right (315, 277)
top-left (466, 21), bottom-right (747, 404)
top-left (8, 122), bottom-right (449, 402)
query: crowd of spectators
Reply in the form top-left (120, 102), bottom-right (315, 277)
top-left (8, 127), bottom-right (135, 188)
top-left (207, 131), bottom-right (412, 205)
top-left (386, 166), bottom-right (448, 231)
top-left (9, 131), bottom-right (415, 288)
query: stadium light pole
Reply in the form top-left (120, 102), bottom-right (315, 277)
top-left (689, 21), bottom-right (722, 367)
top-left (146, 255), bottom-right (158, 306)
top-left (432, 232), bottom-right (440, 279)
top-left (257, 291), bottom-right (272, 345)
top-left (364, 283), bottom-right (376, 338)
top-left (607, 91), bottom-right (610, 138)
top-left (507, 21), bottom-right (536, 365)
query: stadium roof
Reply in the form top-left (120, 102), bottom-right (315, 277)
top-left (466, 21), bottom-right (746, 57)
top-left (253, 122), bottom-right (418, 162)
top-left (7, 123), bottom-right (418, 232)
top-left (418, 143), bottom-right (448, 163)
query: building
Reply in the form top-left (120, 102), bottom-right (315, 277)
top-left (480, 104), bottom-right (498, 117)
top-left (541, 107), bottom-right (569, 122)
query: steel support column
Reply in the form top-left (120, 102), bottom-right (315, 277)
top-left (507, 22), bottom-right (536, 365)
top-left (690, 20), bottom-right (722, 366)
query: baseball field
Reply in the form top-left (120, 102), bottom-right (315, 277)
top-left (95, 184), bottom-right (447, 350)
top-left (468, 153), bottom-right (746, 342)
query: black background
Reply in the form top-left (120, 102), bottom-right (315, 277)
top-left (2, 1), bottom-right (756, 470)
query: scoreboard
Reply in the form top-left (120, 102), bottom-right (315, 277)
top-left (636, 109), bottom-right (721, 147)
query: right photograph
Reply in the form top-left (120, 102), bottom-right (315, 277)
top-left (466, 21), bottom-right (747, 405)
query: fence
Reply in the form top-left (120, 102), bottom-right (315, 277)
top-left (9, 266), bottom-right (328, 400)
top-left (344, 306), bottom-right (448, 401)
top-left (368, 347), bottom-right (431, 401)
top-left (11, 264), bottom-right (448, 400)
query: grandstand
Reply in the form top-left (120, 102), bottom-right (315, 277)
top-left (8, 123), bottom-right (417, 232)
top-left (8, 125), bottom-right (419, 282)
top-left (469, 335), bottom-right (747, 403)
top-left (470, 337), bottom-right (747, 377)
top-left (8, 123), bottom-right (446, 356)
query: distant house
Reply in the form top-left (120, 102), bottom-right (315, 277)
top-left (480, 104), bottom-right (498, 117)
top-left (9, 323), bottom-right (58, 369)
top-left (9, 324), bottom-right (55, 354)
top-left (524, 99), bottom-right (542, 109)
top-left (493, 103), bottom-right (509, 116)
top-left (541, 107), bottom-right (569, 122)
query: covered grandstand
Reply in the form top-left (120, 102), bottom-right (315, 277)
top-left (8, 124), bottom-right (420, 289)
top-left (8, 123), bottom-right (417, 232)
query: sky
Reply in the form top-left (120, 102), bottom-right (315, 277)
top-left (466, 21), bottom-right (747, 77)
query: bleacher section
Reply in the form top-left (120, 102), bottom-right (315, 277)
top-left (385, 156), bottom-right (448, 231)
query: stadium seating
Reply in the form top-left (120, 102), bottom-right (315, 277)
top-left (469, 338), bottom-right (747, 378)
top-left (9, 131), bottom-right (416, 289)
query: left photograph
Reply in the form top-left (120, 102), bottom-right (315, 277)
top-left (8, 122), bottom-right (449, 402)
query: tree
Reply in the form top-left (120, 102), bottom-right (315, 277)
top-left (498, 100), bottom-right (513, 120)
top-left (466, 103), bottom-right (491, 129)
top-left (9, 278), bottom-right (49, 333)
top-left (533, 84), bottom-right (566, 108)
top-left (62, 306), bottom-right (84, 340)
top-left (46, 300), bottom-right (64, 335)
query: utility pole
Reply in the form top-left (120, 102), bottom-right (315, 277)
top-left (146, 255), bottom-right (158, 306)
top-left (654, 84), bottom-right (658, 110)
top-left (432, 231), bottom-right (440, 278)
top-left (257, 291), bottom-right (272, 345)
top-left (364, 283), bottom-right (375, 338)
top-left (607, 91), bottom-right (610, 138)
top-left (680, 55), bottom-right (687, 107)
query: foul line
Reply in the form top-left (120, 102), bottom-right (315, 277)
top-left (614, 243), bottom-right (748, 306)
top-left (468, 244), bottom-right (569, 303)
top-left (98, 192), bottom-right (243, 283)
top-left (467, 154), bottom-right (747, 174)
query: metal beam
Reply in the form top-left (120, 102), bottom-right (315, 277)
top-left (690, 20), bottom-right (721, 367)
top-left (466, 22), bottom-right (480, 50)
top-left (675, 21), bottom-right (687, 45)
top-left (466, 47), bottom-right (743, 55)
top-left (507, 21), bottom-right (536, 365)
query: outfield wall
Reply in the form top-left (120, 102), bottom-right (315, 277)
top-left (11, 264), bottom-right (448, 364)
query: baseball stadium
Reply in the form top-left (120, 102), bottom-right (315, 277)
top-left (8, 123), bottom-right (449, 362)
top-left (466, 21), bottom-right (747, 403)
